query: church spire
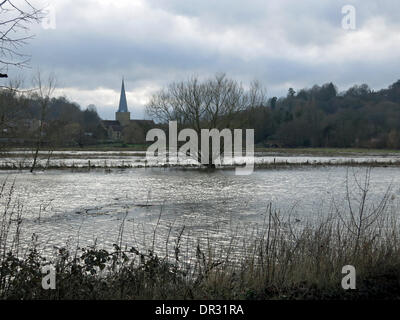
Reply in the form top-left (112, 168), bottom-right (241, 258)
top-left (118, 78), bottom-right (128, 112)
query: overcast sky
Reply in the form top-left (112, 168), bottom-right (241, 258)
top-left (9, 0), bottom-right (400, 119)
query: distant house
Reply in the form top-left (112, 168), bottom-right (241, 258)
top-left (102, 120), bottom-right (123, 140)
top-left (1, 118), bottom-right (42, 138)
top-left (102, 79), bottom-right (155, 143)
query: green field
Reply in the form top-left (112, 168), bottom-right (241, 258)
top-left (254, 147), bottom-right (400, 156)
top-left (4, 145), bottom-right (400, 157)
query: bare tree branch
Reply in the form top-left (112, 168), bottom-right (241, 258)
top-left (30, 70), bottom-right (56, 172)
top-left (0, 0), bottom-right (44, 73)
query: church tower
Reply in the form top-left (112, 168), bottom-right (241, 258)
top-left (116, 78), bottom-right (131, 126)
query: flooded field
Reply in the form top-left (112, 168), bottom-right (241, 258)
top-left (2, 150), bottom-right (400, 169)
top-left (1, 160), bottom-right (400, 262)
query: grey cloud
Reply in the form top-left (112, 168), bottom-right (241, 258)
top-left (9, 0), bottom-right (400, 119)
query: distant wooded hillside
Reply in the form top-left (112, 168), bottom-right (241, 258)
top-left (2, 78), bottom-right (400, 149)
top-left (244, 80), bottom-right (400, 149)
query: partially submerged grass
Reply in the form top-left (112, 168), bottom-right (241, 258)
top-left (1, 157), bottom-right (400, 171)
top-left (5, 146), bottom-right (400, 155)
top-left (2, 143), bottom-right (149, 153)
top-left (1, 169), bottom-right (400, 299)
top-left (2, 146), bottom-right (400, 171)
top-left (254, 147), bottom-right (400, 156)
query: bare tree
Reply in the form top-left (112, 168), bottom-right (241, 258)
top-left (334, 167), bottom-right (392, 254)
top-left (146, 73), bottom-right (267, 166)
top-left (0, 0), bottom-right (43, 78)
top-left (30, 71), bottom-right (56, 172)
top-left (0, 78), bottom-right (27, 152)
top-left (147, 74), bottom-right (266, 131)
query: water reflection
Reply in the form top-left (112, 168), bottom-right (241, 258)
top-left (0, 166), bottom-right (399, 260)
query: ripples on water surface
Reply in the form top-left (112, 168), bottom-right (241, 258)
top-left (1, 165), bottom-right (400, 261)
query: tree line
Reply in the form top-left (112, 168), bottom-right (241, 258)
top-left (2, 74), bottom-right (400, 150)
top-left (147, 74), bottom-right (400, 150)
top-left (0, 87), bottom-right (106, 147)
top-left (244, 80), bottom-right (400, 148)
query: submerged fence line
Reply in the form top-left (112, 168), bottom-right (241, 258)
top-left (1, 156), bottom-right (400, 170)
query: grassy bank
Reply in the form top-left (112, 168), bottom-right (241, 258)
top-left (4, 146), bottom-right (400, 155)
top-left (1, 143), bottom-right (150, 152)
top-left (1, 170), bottom-right (400, 300)
top-left (254, 147), bottom-right (400, 156)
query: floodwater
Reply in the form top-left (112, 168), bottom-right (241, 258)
top-left (1, 163), bottom-right (400, 261)
top-left (2, 150), bottom-right (400, 168)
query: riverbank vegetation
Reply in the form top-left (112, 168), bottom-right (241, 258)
top-left (1, 169), bottom-right (400, 300)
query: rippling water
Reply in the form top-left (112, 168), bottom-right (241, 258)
top-left (1, 163), bottom-right (400, 261)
